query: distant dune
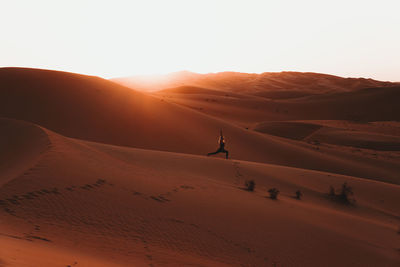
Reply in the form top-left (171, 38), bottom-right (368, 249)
top-left (113, 70), bottom-right (396, 93)
top-left (154, 84), bottom-right (400, 124)
top-left (254, 121), bottom-right (400, 151)
top-left (1, 67), bottom-right (399, 266)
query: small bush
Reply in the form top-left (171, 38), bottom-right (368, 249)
top-left (295, 190), bottom-right (303, 200)
top-left (328, 182), bottom-right (355, 204)
top-left (339, 182), bottom-right (354, 203)
top-left (268, 188), bottom-right (280, 199)
top-left (245, 180), bottom-right (255, 191)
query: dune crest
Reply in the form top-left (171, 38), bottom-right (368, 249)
top-left (0, 118), bottom-right (50, 187)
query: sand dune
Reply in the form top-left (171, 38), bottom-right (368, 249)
top-left (253, 121), bottom-right (323, 140)
top-left (1, 68), bottom-right (400, 266)
top-left (158, 85), bottom-right (250, 98)
top-left (254, 121), bottom-right (400, 151)
top-left (2, 68), bottom-right (399, 184)
top-left (154, 85), bottom-right (400, 124)
top-left (286, 86), bottom-right (400, 121)
top-left (305, 128), bottom-right (400, 151)
top-left (1, 119), bottom-right (399, 266)
top-left (0, 118), bottom-right (50, 187)
top-left (114, 71), bottom-right (396, 93)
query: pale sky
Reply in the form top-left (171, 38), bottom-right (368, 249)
top-left (1, 0), bottom-right (399, 81)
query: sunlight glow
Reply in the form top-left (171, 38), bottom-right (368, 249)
top-left (1, 0), bottom-right (399, 81)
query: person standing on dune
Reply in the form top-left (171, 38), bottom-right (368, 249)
top-left (207, 130), bottom-right (229, 159)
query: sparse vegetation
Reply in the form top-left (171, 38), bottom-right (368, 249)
top-left (339, 182), bottom-right (354, 203)
top-left (245, 180), bottom-right (255, 191)
top-left (328, 182), bottom-right (355, 204)
top-left (268, 188), bottom-right (279, 199)
top-left (295, 190), bottom-right (303, 200)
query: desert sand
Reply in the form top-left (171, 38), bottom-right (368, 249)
top-left (1, 68), bottom-right (399, 266)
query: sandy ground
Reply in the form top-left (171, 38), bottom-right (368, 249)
top-left (1, 68), bottom-right (400, 266)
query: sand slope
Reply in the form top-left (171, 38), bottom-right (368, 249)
top-left (0, 118), bottom-right (49, 187)
top-left (1, 119), bottom-right (399, 266)
top-left (154, 85), bottom-right (400, 123)
top-left (254, 121), bottom-right (400, 151)
top-left (1, 68), bottom-right (400, 266)
top-left (2, 68), bottom-right (399, 184)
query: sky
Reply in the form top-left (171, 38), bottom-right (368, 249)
top-left (1, 0), bottom-right (399, 81)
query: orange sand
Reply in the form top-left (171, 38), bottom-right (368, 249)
top-left (1, 68), bottom-right (399, 266)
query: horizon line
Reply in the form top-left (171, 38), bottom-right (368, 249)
top-left (1, 66), bottom-right (399, 83)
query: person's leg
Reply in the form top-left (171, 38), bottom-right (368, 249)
top-left (224, 150), bottom-right (229, 159)
top-left (207, 149), bottom-right (220, 156)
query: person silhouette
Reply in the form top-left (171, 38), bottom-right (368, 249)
top-left (207, 130), bottom-right (229, 159)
